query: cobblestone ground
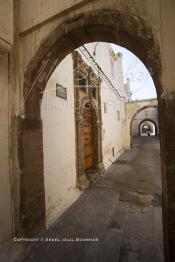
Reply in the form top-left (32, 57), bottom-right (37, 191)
top-left (21, 137), bottom-right (164, 262)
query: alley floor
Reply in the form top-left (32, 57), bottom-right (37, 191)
top-left (21, 136), bottom-right (164, 262)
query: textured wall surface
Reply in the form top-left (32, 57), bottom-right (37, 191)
top-left (0, 55), bottom-right (12, 243)
top-left (0, 0), bottom-right (13, 52)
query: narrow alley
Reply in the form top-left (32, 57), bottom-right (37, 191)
top-left (22, 137), bottom-right (163, 262)
top-left (1, 3), bottom-right (175, 261)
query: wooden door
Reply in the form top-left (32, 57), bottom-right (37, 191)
top-left (83, 106), bottom-right (94, 170)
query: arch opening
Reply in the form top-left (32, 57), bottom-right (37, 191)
top-left (130, 105), bottom-right (159, 146)
top-left (19, 10), bottom-right (163, 239)
top-left (139, 119), bottom-right (157, 136)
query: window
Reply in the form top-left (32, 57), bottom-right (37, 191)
top-left (91, 85), bottom-right (96, 99)
top-left (110, 59), bottom-right (115, 79)
top-left (112, 147), bottom-right (115, 157)
top-left (104, 102), bottom-right (107, 113)
top-left (78, 74), bottom-right (87, 92)
top-left (117, 110), bottom-right (120, 121)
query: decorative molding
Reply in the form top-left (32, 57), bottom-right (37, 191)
top-left (73, 50), bottom-right (103, 189)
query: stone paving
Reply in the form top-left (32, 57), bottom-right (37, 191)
top-left (21, 136), bottom-right (164, 262)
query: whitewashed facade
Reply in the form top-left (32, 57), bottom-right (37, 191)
top-left (41, 42), bottom-right (131, 226)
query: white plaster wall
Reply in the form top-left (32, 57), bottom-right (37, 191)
top-left (41, 42), bottom-right (129, 225)
top-left (99, 47), bottom-right (126, 168)
top-left (41, 54), bottom-right (80, 227)
top-left (0, 55), bottom-right (12, 243)
top-left (131, 107), bottom-right (159, 137)
top-left (82, 43), bottom-right (127, 168)
top-left (101, 86), bottom-right (124, 169)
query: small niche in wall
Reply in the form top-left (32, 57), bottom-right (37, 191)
top-left (117, 110), bottom-right (120, 121)
top-left (102, 128), bottom-right (105, 140)
top-left (104, 102), bottom-right (107, 113)
top-left (78, 75), bottom-right (87, 93)
top-left (112, 147), bottom-right (115, 157)
top-left (91, 85), bottom-right (96, 99)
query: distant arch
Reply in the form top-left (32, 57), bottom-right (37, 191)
top-left (130, 105), bottom-right (158, 131)
top-left (139, 118), bottom-right (158, 136)
top-left (130, 105), bottom-right (158, 146)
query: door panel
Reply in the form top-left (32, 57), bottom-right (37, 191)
top-left (83, 107), bottom-right (94, 170)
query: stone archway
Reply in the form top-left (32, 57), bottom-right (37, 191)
top-left (130, 105), bottom-right (158, 126)
top-left (20, 10), bottom-right (163, 237)
top-left (139, 119), bottom-right (158, 136)
top-left (129, 105), bottom-right (158, 146)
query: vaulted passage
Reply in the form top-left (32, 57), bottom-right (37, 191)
top-left (22, 136), bottom-right (163, 262)
top-left (20, 11), bottom-right (164, 241)
top-left (13, 41), bottom-right (164, 262)
top-left (130, 105), bottom-right (159, 144)
top-left (140, 120), bottom-right (157, 136)
top-left (1, 2), bottom-right (175, 262)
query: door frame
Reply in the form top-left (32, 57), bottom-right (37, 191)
top-left (73, 51), bottom-right (104, 189)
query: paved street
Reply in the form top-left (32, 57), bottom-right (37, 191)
top-left (22, 137), bottom-right (164, 262)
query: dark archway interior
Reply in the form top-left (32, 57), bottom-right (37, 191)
top-left (130, 106), bottom-right (159, 146)
top-left (139, 119), bottom-right (157, 136)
